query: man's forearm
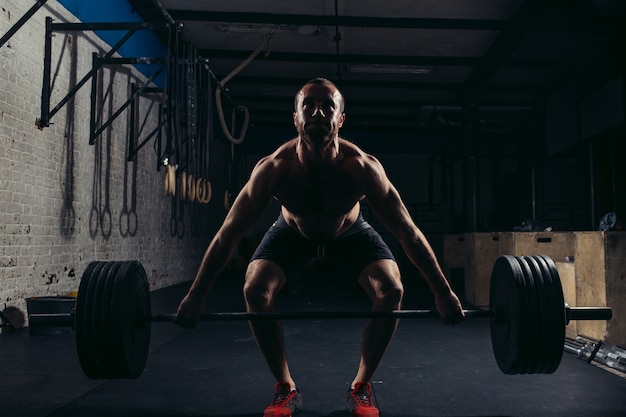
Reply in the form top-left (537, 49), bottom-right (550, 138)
top-left (401, 232), bottom-right (452, 296)
top-left (189, 233), bottom-right (239, 297)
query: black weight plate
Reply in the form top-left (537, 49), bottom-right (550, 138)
top-left (490, 255), bottom-right (524, 375)
top-left (76, 261), bottom-right (105, 378)
top-left (535, 255), bottom-right (565, 373)
top-left (522, 256), bottom-right (548, 374)
top-left (75, 261), bottom-right (100, 352)
top-left (511, 256), bottom-right (534, 374)
top-left (531, 255), bottom-right (560, 373)
top-left (528, 255), bottom-right (554, 373)
top-left (98, 261), bottom-right (122, 377)
top-left (90, 262), bottom-right (114, 376)
top-left (75, 261), bottom-right (106, 379)
top-left (108, 261), bottom-right (134, 378)
top-left (92, 261), bottom-right (122, 378)
top-left (110, 261), bottom-right (152, 379)
top-left (511, 256), bottom-right (535, 374)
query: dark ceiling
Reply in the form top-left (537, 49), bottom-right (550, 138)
top-left (128, 0), bottom-right (625, 151)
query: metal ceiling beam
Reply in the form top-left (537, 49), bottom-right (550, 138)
top-left (223, 76), bottom-right (458, 91)
top-left (203, 50), bottom-right (567, 69)
top-left (168, 11), bottom-right (508, 30)
top-left (227, 76), bottom-right (538, 93)
top-left (203, 50), bottom-right (478, 66)
top-left (165, 10), bottom-right (606, 33)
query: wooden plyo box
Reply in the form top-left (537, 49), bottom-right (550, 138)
top-left (463, 231), bottom-right (576, 307)
top-left (441, 234), bottom-right (467, 297)
top-left (442, 234), bottom-right (465, 279)
top-left (500, 231), bottom-right (575, 264)
top-left (463, 233), bottom-right (501, 307)
top-left (570, 232), bottom-right (625, 348)
top-left (555, 262), bottom-right (578, 339)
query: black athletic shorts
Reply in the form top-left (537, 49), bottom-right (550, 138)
top-left (249, 212), bottom-right (396, 280)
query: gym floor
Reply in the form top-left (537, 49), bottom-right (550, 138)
top-left (1, 271), bottom-right (625, 417)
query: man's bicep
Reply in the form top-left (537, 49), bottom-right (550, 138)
top-left (370, 185), bottom-right (409, 223)
top-left (362, 158), bottom-right (402, 214)
top-left (222, 161), bottom-right (276, 234)
top-left (363, 161), bottom-right (414, 236)
top-left (223, 183), bottom-right (271, 234)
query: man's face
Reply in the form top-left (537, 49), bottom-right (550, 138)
top-left (293, 83), bottom-right (345, 145)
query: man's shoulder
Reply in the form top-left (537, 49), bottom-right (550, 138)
top-left (273, 138), bottom-right (298, 159)
top-left (336, 138), bottom-right (359, 158)
top-left (338, 138), bottom-right (380, 167)
top-left (253, 139), bottom-right (297, 172)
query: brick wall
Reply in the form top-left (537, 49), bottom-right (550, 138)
top-left (0, 1), bottom-right (227, 327)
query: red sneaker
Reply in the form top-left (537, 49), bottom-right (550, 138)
top-left (347, 382), bottom-right (379, 417)
top-left (263, 382), bottom-right (302, 417)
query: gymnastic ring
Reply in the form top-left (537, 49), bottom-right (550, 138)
top-left (186, 174), bottom-right (196, 202)
top-left (180, 171), bottom-right (187, 200)
top-left (203, 180), bottom-right (212, 204)
top-left (195, 178), bottom-right (205, 202)
top-left (163, 168), bottom-right (170, 195)
top-left (200, 178), bottom-right (210, 203)
top-left (197, 178), bottom-right (210, 204)
top-left (167, 165), bottom-right (176, 196)
top-left (170, 166), bottom-right (177, 196)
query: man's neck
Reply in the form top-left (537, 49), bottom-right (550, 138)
top-left (297, 136), bottom-right (340, 167)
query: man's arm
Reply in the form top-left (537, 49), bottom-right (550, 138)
top-left (359, 155), bottom-right (464, 324)
top-left (176, 157), bottom-right (278, 326)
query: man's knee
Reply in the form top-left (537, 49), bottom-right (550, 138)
top-left (360, 260), bottom-right (404, 308)
top-left (243, 260), bottom-right (284, 311)
top-left (375, 279), bottom-right (404, 308)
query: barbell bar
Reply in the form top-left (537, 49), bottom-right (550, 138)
top-left (27, 255), bottom-right (613, 379)
top-left (29, 306), bottom-right (612, 326)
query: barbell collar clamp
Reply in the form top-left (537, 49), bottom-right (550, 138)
top-left (565, 305), bottom-right (612, 324)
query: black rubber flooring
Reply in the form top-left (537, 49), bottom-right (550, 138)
top-left (1, 271), bottom-right (625, 417)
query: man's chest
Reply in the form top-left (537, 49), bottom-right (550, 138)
top-left (276, 171), bottom-right (363, 216)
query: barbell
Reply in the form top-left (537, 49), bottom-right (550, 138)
top-left (28, 255), bottom-right (612, 379)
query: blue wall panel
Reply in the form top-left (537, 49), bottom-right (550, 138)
top-left (58, 0), bottom-right (166, 83)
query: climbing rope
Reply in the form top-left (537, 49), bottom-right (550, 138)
top-left (215, 32), bottom-right (273, 145)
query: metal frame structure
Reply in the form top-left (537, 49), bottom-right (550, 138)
top-left (0, 0), bottom-right (50, 49)
top-left (129, 83), bottom-right (167, 165)
top-left (37, 18), bottom-right (169, 162)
